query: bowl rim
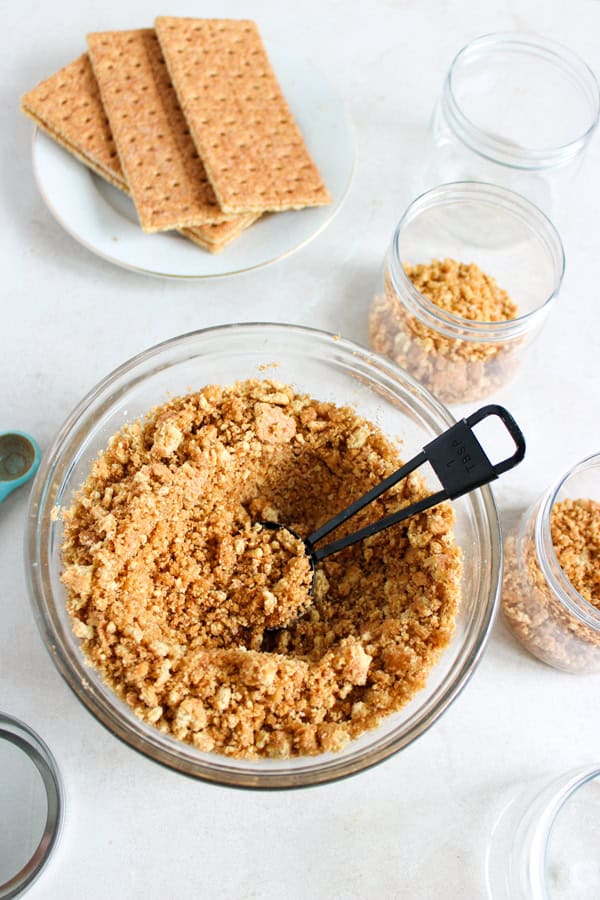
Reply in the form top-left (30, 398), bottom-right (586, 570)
top-left (25, 322), bottom-right (502, 789)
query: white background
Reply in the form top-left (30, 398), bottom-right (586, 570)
top-left (2, 0), bottom-right (600, 897)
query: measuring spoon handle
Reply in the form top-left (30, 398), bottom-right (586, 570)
top-left (309, 405), bottom-right (525, 563)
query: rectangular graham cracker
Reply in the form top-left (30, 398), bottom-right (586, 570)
top-left (181, 215), bottom-right (259, 252)
top-left (87, 29), bottom-right (236, 233)
top-left (21, 54), bottom-right (258, 252)
top-left (154, 17), bottom-right (332, 215)
top-left (21, 54), bottom-right (129, 193)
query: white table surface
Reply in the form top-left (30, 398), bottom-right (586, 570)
top-left (2, 1), bottom-right (600, 897)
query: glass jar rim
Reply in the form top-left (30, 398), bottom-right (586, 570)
top-left (388, 181), bottom-right (565, 343)
top-left (533, 766), bottom-right (600, 899)
top-left (485, 764), bottom-right (600, 899)
top-left (0, 713), bottom-right (64, 899)
top-left (535, 452), bottom-right (600, 631)
top-left (443, 32), bottom-right (600, 169)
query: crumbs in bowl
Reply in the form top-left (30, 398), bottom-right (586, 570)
top-left (60, 379), bottom-right (462, 758)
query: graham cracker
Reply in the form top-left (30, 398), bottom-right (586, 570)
top-left (21, 54), bottom-right (257, 253)
top-left (154, 17), bottom-right (332, 215)
top-left (87, 29), bottom-right (234, 232)
top-left (181, 214), bottom-right (260, 253)
top-left (21, 54), bottom-right (128, 192)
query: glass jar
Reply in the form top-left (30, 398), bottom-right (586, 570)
top-left (369, 181), bottom-right (564, 405)
top-left (0, 713), bottom-right (64, 898)
top-left (486, 766), bottom-right (600, 899)
top-left (429, 33), bottom-right (600, 222)
top-left (502, 453), bottom-right (600, 673)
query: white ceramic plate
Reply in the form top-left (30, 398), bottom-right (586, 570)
top-left (31, 50), bottom-right (354, 279)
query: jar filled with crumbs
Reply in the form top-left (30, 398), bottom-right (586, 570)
top-left (502, 453), bottom-right (600, 673)
top-left (369, 182), bottom-right (564, 404)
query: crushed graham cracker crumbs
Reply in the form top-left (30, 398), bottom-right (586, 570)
top-left (60, 379), bottom-right (462, 758)
top-left (551, 500), bottom-right (600, 607)
top-left (369, 258), bottom-right (520, 404)
top-left (502, 498), bottom-right (600, 672)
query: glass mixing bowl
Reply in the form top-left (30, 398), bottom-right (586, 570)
top-left (26, 323), bottom-right (501, 789)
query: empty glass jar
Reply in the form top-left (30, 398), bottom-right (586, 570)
top-left (486, 766), bottom-right (600, 899)
top-left (429, 33), bottom-right (600, 222)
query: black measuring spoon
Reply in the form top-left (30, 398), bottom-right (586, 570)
top-left (262, 405), bottom-right (525, 587)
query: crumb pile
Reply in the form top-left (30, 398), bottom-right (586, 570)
top-left (21, 18), bottom-right (330, 254)
top-left (369, 258), bottom-right (519, 403)
top-left (551, 499), bottom-right (600, 608)
top-left (61, 379), bottom-right (462, 758)
top-left (207, 523), bottom-right (314, 631)
top-left (502, 498), bottom-right (600, 672)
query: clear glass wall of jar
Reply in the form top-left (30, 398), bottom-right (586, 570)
top-left (502, 453), bottom-right (600, 674)
top-left (429, 33), bottom-right (600, 222)
top-left (486, 766), bottom-right (600, 899)
top-left (369, 182), bottom-right (564, 405)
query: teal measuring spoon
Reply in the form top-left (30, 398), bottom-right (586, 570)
top-left (0, 432), bottom-right (41, 503)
